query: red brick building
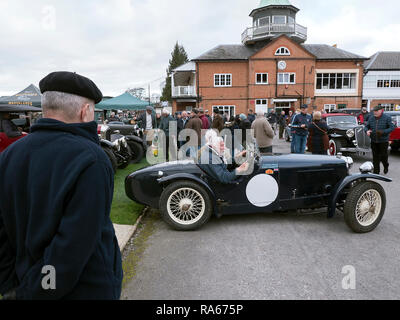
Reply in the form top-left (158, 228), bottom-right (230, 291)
top-left (171, 0), bottom-right (366, 117)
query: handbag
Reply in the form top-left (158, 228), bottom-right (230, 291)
top-left (313, 122), bottom-right (330, 151)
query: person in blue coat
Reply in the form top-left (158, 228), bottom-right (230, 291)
top-left (291, 105), bottom-right (312, 154)
top-left (0, 71), bottom-right (123, 300)
top-left (364, 105), bottom-right (395, 174)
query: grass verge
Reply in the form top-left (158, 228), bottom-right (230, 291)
top-left (110, 160), bottom-right (149, 226)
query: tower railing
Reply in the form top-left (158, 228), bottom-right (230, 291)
top-left (241, 23), bottom-right (307, 43)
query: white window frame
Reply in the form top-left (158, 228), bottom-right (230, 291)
top-left (255, 99), bottom-right (268, 114)
top-left (255, 73), bottom-right (269, 85)
top-left (275, 47), bottom-right (291, 56)
top-left (324, 104), bottom-right (337, 113)
top-left (277, 73), bottom-right (296, 85)
top-left (212, 105), bottom-right (236, 118)
top-left (214, 74), bottom-right (232, 87)
top-left (288, 16), bottom-right (295, 24)
top-left (258, 16), bottom-right (270, 27)
top-left (315, 69), bottom-right (359, 96)
top-left (272, 15), bottom-right (287, 24)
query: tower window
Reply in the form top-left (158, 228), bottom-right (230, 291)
top-left (275, 47), bottom-right (291, 56)
top-left (272, 16), bottom-right (287, 24)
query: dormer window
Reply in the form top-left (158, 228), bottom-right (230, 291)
top-left (275, 47), bottom-right (291, 56)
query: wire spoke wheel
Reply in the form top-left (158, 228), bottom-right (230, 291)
top-left (167, 188), bottom-right (206, 225)
top-left (355, 190), bottom-right (382, 227)
top-left (344, 181), bottom-right (386, 233)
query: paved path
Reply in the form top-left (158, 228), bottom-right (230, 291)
top-left (122, 137), bottom-right (400, 300)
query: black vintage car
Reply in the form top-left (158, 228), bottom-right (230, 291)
top-left (125, 145), bottom-right (391, 233)
top-left (104, 121), bottom-right (146, 163)
top-left (325, 113), bottom-right (371, 156)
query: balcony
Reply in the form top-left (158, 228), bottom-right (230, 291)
top-left (241, 23), bottom-right (307, 44)
top-left (172, 86), bottom-right (197, 98)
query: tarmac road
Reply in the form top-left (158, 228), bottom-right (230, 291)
top-left (122, 137), bottom-right (400, 300)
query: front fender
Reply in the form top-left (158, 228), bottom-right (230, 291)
top-left (126, 135), bottom-right (147, 149)
top-left (100, 139), bottom-right (114, 149)
top-left (328, 173), bottom-right (392, 218)
top-left (157, 173), bottom-right (217, 213)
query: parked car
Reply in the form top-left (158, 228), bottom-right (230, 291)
top-left (386, 111), bottom-right (400, 152)
top-left (324, 113), bottom-right (371, 156)
top-left (103, 121), bottom-right (146, 163)
top-left (0, 104), bottom-right (41, 153)
top-left (98, 124), bottom-right (132, 172)
top-left (125, 143), bottom-right (391, 233)
top-left (330, 108), bottom-right (361, 117)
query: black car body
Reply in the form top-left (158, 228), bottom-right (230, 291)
top-left (99, 121), bottom-right (146, 163)
top-left (325, 113), bottom-right (371, 156)
top-left (126, 147), bottom-right (391, 233)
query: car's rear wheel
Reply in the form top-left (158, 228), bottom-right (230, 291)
top-left (159, 181), bottom-right (213, 231)
top-left (344, 181), bottom-right (386, 233)
top-left (328, 139), bottom-right (342, 156)
top-left (128, 141), bottom-right (145, 164)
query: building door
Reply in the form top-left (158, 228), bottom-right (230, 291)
top-left (275, 102), bottom-right (291, 115)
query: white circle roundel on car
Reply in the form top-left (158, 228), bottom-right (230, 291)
top-left (246, 174), bottom-right (279, 207)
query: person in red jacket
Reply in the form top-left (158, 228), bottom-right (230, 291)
top-left (199, 108), bottom-right (210, 130)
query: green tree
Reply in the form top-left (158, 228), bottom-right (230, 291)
top-left (161, 42), bottom-right (189, 102)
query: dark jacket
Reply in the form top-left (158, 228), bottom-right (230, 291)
top-left (212, 114), bottom-right (225, 132)
top-left (364, 113), bottom-right (395, 143)
top-left (185, 115), bottom-right (202, 146)
top-left (198, 146), bottom-right (237, 184)
top-left (137, 112), bottom-right (156, 130)
top-left (159, 115), bottom-right (175, 137)
top-left (0, 119), bottom-right (122, 300)
top-left (308, 120), bottom-right (330, 155)
top-left (248, 114), bottom-right (256, 124)
top-left (267, 112), bottom-right (277, 124)
top-left (292, 113), bottom-right (312, 136)
top-left (239, 119), bottom-right (252, 145)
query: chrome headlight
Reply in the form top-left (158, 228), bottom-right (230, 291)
top-left (113, 140), bottom-right (121, 151)
top-left (346, 129), bottom-right (355, 138)
top-left (360, 161), bottom-right (374, 174)
top-left (338, 154), bottom-right (354, 169)
top-left (99, 124), bottom-right (109, 140)
top-left (120, 137), bottom-right (128, 148)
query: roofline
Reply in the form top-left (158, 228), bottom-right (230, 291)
top-left (249, 4), bottom-right (299, 17)
top-left (249, 34), bottom-right (317, 59)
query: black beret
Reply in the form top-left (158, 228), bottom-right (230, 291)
top-left (39, 71), bottom-right (103, 104)
top-left (373, 105), bottom-right (383, 111)
top-left (300, 104), bottom-right (309, 109)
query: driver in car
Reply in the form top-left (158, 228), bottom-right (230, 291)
top-left (197, 130), bottom-right (249, 184)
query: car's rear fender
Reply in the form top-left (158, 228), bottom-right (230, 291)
top-left (157, 173), bottom-right (218, 215)
top-left (328, 174), bottom-right (392, 218)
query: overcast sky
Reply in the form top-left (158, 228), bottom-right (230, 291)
top-left (1, 0), bottom-right (400, 97)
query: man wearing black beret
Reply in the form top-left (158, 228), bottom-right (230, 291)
top-left (0, 71), bottom-right (123, 300)
top-left (365, 105), bottom-right (395, 174)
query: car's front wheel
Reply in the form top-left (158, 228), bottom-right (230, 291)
top-left (344, 181), bottom-right (386, 233)
top-left (159, 181), bottom-right (213, 231)
top-left (328, 139), bottom-right (342, 156)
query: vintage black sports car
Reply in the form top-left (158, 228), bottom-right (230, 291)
top-left (325, 113), bottom-right (371, 156)
top-left (99, 121), bottom-right (146, 163)
top-left (125, 145), bottom-right (391, 233)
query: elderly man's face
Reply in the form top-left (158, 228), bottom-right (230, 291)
top-left (374, 109), bottom-right (384, 117)
top-left (182, 112), bottom-right (188, 118)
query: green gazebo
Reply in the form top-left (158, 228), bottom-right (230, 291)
top-left (96, 92), bottom-right (151, 111)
